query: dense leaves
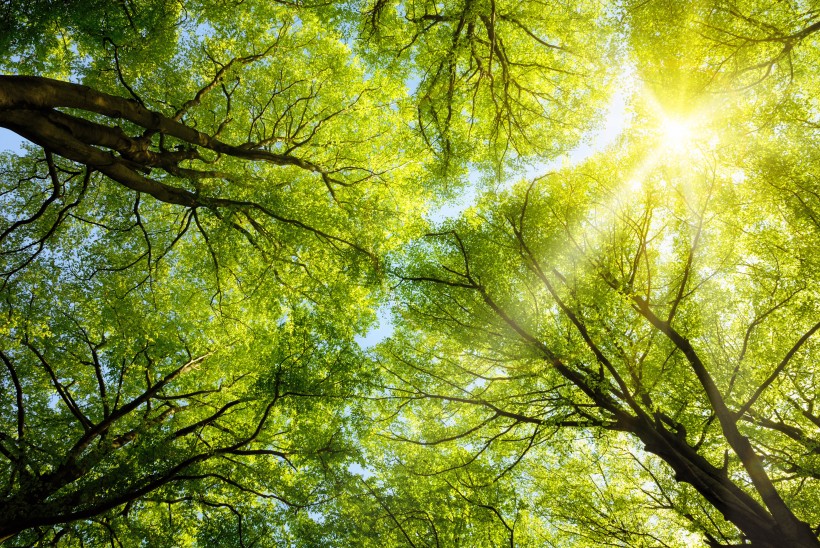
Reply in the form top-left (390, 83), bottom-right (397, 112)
top-left (2, 0), bottom-right (820, 546)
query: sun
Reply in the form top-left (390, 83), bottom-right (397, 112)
top-left (638, 85), bottom-right (721, 160)
top-left (660, 117), bottom-right (693, 151)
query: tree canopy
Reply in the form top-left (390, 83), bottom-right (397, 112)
top-left (2, 0), bottom-right (820, 546)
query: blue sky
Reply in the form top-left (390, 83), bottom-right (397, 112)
top-left (0, 128), bottom-right (25, 153)
top-left (0, 83), bottom-right (632, 351)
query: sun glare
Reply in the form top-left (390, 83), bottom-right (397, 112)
top-left (660, 117), bottom-right (694, 152)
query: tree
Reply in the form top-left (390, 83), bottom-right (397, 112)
top-left (0, 2), bottom-right (425, 544)
top-left (4, 0), bottom-right (820, 546)
top-left (355, 24), bottom-right (820, 545)
top-left (348, 0), bottom-right (612, 171)
top-left (0, 267), bottom-right (366, 543)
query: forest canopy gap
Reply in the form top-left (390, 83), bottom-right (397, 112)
top-left (2, 1), bottom-right (820, 546)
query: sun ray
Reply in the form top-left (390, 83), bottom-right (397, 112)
top-left (660, 116), bottom-right (694, 152)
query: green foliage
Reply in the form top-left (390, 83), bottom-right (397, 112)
top-left (3, 0), bottom-right (820, 546)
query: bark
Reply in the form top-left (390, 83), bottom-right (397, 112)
top-left (0, 355), bottom-right (209, 542)
top-left (0, 74), bottom-right (342, 215)
top-left (413, 256), bottom-right (820, 546)
top-left (0, 75), bottom-right (376, 261)
top-left (630, 298), bottom-right (820, 546)
top-left (625, 415), bottom-right (791, 547)
top-left (0, 75), bottom-right (332, 173)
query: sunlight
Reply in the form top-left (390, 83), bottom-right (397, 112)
top-left (641, 83), bottom-right (723, 162)
top-left (660, 116), bottom-right (694, 152)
